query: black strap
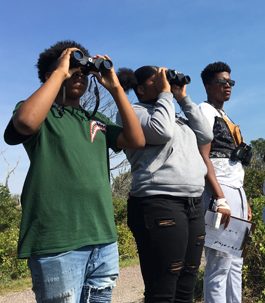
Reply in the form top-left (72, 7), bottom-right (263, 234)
top-left (238, 188), bottom-right (245, 218)
top-left (53, 76), bottom-right (100, 118)
top-left (89, 76), bottom-right (100, 117)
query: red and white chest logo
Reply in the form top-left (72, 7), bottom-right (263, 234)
top-left (90, 120), bottom-right (106, 142)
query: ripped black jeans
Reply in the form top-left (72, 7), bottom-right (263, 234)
top-left (128, 195), bottom-right (205, 303)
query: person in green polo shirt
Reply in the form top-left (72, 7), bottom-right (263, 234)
top-left (4, 40), bottom-right (145, 303)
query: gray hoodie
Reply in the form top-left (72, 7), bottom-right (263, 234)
top-left (116, 92), bottom-right (213, 197)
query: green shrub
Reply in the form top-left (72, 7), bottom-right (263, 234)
top-left (244, 169), bottom-right (265, 200)
top-left (116, 223), bottom-right (138, 261)
top-left (242, 195), bottom-right (265, 302)
top-left (0, 228), bottom-right (29, 283)
top-left (112, 195), bottom-right (138, 261)
top-left (0, 185), bottom-right (21, 232)
top-left (0, 185), bottom-right (30, 283)
top-left (113, 195), bottom-right (127, 225)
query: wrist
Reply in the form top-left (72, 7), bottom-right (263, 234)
top-left (175, 93), bottom-right (187, 102)
top-left (109, 85), bottom-right (125, 98)
top-left (52, 69), bottom-right (68, 82)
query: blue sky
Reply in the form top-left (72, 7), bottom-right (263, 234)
top-left (0, 0), bottom-right (265, 194)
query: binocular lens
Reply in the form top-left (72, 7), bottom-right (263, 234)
top-left (168, 70), bottom-right (176, 79)
top-left (103, 60), bottom-right (113, 70)
top-left (184, 76), bottom-right (191, 84)
top-left (73, 50), bottom-right (84, 61)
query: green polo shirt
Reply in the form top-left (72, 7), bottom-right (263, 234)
top-left (4, 102), bottom-right (123, 258)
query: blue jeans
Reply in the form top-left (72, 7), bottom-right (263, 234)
top-left (27, 242), bottom-right (119, 303)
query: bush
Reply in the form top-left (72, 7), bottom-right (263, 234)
top-left (0, 185), bottom-right (30, 283)
top-left (244, 169), bottom-right (265, 200)
top-left (112, 195), bottom-right (138, 261)
top-left (113, 195), bottom-right (127, 225)
top-left (242, 195), bottom-right (265, 302)
top-left (0, 185), bottom-right (21, 232)
top-left (116, 223), bottom-right (138, 261)
top-left (0, 228), bottom-right (29, 283)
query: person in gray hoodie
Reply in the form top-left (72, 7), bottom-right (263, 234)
top-left (116, 65), bottom-right (213, 303)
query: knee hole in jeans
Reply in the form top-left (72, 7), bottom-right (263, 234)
top-left (196, 234), bottom-right (205, 246)
top-left (155, 217), bottom-right (176, 227)
top-left (84, 286), bottom-right (113, 302)
top-left (169, 260), bottom-right (183, 275)
top-left (184, 264), bottom-right (200, 276)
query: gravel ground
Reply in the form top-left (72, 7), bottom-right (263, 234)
top-left (0, 265), bottom-right (144, 303)
top-left (0, 252), bottom-right (205, 303)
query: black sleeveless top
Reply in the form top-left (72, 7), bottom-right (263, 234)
top-left (210, 116), bottom-right (237, 158)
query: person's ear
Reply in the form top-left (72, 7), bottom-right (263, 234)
top-left (137, 85), bottom-right (145, 96)
top-left (45, 72), bottom-right (52, 81)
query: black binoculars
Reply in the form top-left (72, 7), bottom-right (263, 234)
top-left (230, 142), bottom-right (252, 166)
top-left (166, 69), bottom-right (191, 86)
top-left (70, 50), bottom-right (113, 75)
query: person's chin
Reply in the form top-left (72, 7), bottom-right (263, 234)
top-left (224, 93), bottom-right (231, 101)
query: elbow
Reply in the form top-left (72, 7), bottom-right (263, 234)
top-left (13, 115), bottom-right (39, 135)
top-left (197, 133), bottom-right (213, 146)
top-left (153, 126), bottom-right (174, 143)
top-left (204, 133), bottom-right (214, 145)
top-left (130, 137), bottom-right (146, 150)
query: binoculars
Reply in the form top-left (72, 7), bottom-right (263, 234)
top-left (70, 50), bottom-right (113, 75)
top-left (166, 69), bottom-right (191, 86)
top-left (230, 143), bottom-right (252, 166)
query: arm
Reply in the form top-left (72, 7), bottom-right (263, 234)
top-left (247, 203), bottom-right (252, 221)
top-left (172, 85), bottom-right (213, 145)
top-left (128, 68), bottom-right (175, 145)
top-left (199, 143), bottom-right (231, 228)
top-left (90, 55), bottom-right (145, 150)
top-left (137, 93), bottom-right (176, 145)
top-left (13, 48), bottom-right (80, 135)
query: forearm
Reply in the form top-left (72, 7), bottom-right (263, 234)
top-left (112, 86), bottom-right (145, 149)
top-left (178, 96), bottom-right (213, 145)
top-left (13, 70), bottom-right (66, 135)
top-left (141, 92), bottom-right (175, 144)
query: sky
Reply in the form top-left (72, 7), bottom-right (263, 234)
top-left (0, 0), bottom-right (265, 194)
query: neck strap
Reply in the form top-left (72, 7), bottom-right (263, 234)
top-left (54, 76), bottom-right (100, 118)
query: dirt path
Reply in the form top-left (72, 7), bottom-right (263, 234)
top-left (0, 253), bottom-right (205, 303)
top-left (0, 265), bottom-right (144, 303)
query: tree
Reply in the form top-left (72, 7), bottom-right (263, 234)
top-left (1, 149), bottom-right (21, 190)
top-left (0, 185), bottom-right (21, 232)
top-left (249, 138), bottom-right (265, 170)
top-left (111, 169), bottom-right (132, 200)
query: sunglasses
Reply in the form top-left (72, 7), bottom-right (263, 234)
top-left (211, 79), bottom-right (235, 86)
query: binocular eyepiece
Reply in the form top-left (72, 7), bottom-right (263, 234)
top-left (166, 69), bottom-right (191, 86)
top-left (70, 50), bottom-right (113, 75)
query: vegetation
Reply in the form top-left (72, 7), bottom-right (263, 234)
top-left (242, 195), bottom-right (265, 302)
top-left (0, 137), bottom-right (264, 301)
top-left (249, 138), bottom-right (265, 170)
top-left (240, 150), bottom-right (265, 303)
top-left (0, 185), bottom-right (29, 284)
top-left (112, 195), bottom-right (138, 261)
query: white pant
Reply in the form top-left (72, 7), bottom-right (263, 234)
top-left (202, 184), bottom-right (248, 303)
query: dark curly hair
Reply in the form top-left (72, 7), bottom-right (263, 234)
top-left (117, 66), bottom-right (158, 99)
top-left (36, 40), bottom-right (90, 83)
top-left (201, 62), bottom-right (231, 86)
